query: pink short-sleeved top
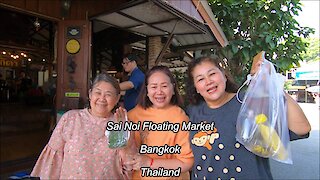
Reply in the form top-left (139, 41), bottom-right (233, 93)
top-left (31, 108), bottom-right (127, 179)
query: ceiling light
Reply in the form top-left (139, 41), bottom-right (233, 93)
top-left (34, 17), bottom-right (41, 31)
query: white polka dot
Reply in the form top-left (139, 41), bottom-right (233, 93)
top-left (223, 168), bottom-right (228, 174)
top-left (202, 154), bottom-right (207, 160)
top-left (197, 165), bottom-right (202, 171)
top-left (218, 178), bottom-right (221, 180)
top-left (229, 155), bottom-right (235, 161)
top-left (230, 178), bottom-right (235, 180)
top-left (208, 166), bottom-right (214, 172)
top-left (235, 143), bottom-right (241, 148)
top-left (203, 176), bottom-right (206, 180)
top-left (215, 155), bottom-right (220, 161)
top-left (194, 174), bottom-right (198, 178)
top-left (218, 143), bottom-right (224, 149)
top-left (236, 166), bottom-right (242, 172)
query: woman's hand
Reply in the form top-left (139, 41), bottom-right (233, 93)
top-left (121, 152), bottom-right (136, 171)
top-left (250, 51), bottom-right (265, 75)
top-left (124, 154), bottom-right (153, 170)
top-left (133, 154), bottom-right (152, 170)
top-left (114, 107), bottom-right (127, 122)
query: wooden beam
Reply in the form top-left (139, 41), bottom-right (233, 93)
top-left (191, 0), bottom-right (228, 47)
top-left (154, 20), bottom-right (178, 65)
top-left (172, 42), bottom-right (219, 52)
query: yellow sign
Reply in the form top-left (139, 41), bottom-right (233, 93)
top-left (66, 39), bottom-right (81, 54)
top-left (0, 59), bottom-right (20, 67)
top-left (65, 92), bottom-right (80, 97)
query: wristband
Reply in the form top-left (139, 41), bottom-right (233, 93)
top-left (150, 158), bottom-right (154, 167)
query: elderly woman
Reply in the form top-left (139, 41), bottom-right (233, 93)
top-left (31, 73), bottom-right (134, 179)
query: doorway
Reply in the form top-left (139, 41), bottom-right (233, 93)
top-left (0, 8), bottom-right (56, 175)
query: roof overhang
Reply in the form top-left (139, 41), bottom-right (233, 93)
top-left (90, 0), bottom-right (228, 51)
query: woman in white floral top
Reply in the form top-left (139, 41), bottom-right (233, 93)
top-left (31, 73), bottom-right (135, 179)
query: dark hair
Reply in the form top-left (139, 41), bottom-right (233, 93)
top-left (90, 73), bottom-right (120, 95)
top-left (123, 53), bottom-right (138, 62)
top-left (186, 56), bottom-right (238, 105)
top-left (137, 66), bottom-right (183, 109)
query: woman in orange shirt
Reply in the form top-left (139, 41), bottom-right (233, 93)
top-left (126, 66), bottom-right (194, 179)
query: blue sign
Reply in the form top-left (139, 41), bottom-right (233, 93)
top-left (295, 71), bottom-right (319, 80)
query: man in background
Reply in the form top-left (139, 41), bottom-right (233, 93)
top-left (120, 53), bottom-right (145, 111)
top-left (16, 71), bottom-right (32, 101)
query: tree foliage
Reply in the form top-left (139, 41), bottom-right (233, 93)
top-left (207, 0), bottom-right (315, 83)
top-left (300, 38), bottom-right (320, 62)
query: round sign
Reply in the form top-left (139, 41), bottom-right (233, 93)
top-left (66, 39), bottom-right (80, 54)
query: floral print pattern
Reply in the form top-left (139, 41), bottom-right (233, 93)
top-left (31, 108), bottom-right (128, 179)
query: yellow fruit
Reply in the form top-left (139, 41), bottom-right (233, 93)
top-left (252, 145), bottom-right (270, 156)
top-left (254, 114), bottom-right (288, 160)
top-left (255, 114), bottom-right (268, 124)
top-left (258, 124), bottom-right (288, 160)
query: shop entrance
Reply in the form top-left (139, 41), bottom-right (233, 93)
top-left (0, 8), bottom-right (56, 104)
top-left (0, 8), bottom-right (56, 174)
top-left (91, 23), bottom-right (147, 81)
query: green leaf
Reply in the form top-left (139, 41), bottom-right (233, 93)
top-left (270, 42), bottom-right (275, 49)
top-left (266, 35), bottom-right (272, 43)
top-left (231, 44), bottom-right (239, 53)
top-left (247, 0), bottom-right (254, 4)
top-left (242, 49), bottom-right (250, 61)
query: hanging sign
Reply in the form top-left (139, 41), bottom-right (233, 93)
top-left (0, 59), bottom-right (20, 67)
top-left (67, 26), bottom-right (81, 38)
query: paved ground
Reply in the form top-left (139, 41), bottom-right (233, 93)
top-left (270, 103), bottom-right (320, 180)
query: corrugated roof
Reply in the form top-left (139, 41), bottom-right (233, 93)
top-left (91, 0), bottom-right (227, 51)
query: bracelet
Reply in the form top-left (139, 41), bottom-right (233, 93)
top-left (150, 158), bottom-right (154, 167)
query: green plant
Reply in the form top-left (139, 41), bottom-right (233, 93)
top-left (208, 0), bottom-right (315, 84)
top-left (172, 69), bottom-right (187, 96)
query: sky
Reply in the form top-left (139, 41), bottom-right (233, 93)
top-left (295, 0), bottom-right (320, 38)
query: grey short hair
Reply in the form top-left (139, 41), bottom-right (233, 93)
top-left (90, 73), bottom-right (120, 95)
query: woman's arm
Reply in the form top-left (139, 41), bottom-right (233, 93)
top-left (31, 111), bottom-right (69, 179)
top-left (128, 125), bottom-right (194, 172)
top-left (285, 93), bottom-right (311, 135)
top-left (130, 154), bottom-right (193, 173)
top-left (125, 131), bottom-right (193, 173)
top-left (250, 51), bottom-right (311, 135)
